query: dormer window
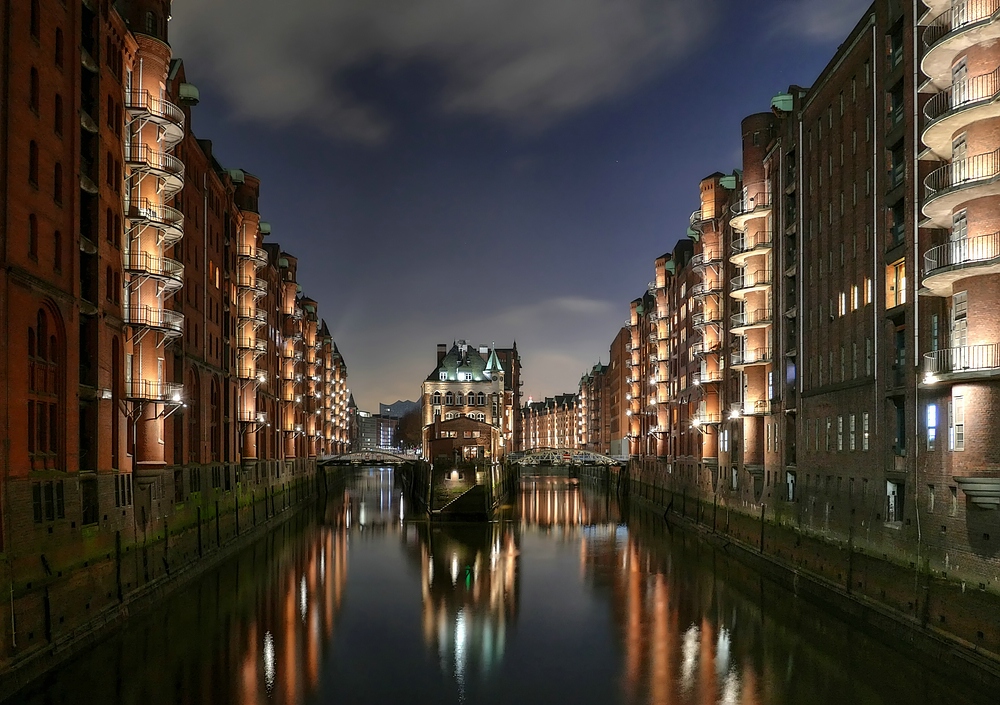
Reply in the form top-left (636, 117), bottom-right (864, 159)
top-left (439, 372), bottom-right (447, 381)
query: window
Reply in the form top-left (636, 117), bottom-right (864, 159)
top-left (444, 392), bottom-right (454, 405)
top-left (455, 392), bottom-right (464, 405)
top-left (866, 337), bottom-right (872, 375)
top-left (432, 392), bottom-right (441, 405)
top-left (53, 231), bottom-right (61, 271)
top-left (928, 485), bottom-right (935, 513)
top-left (950, 486), bottom-right (958, 516)
top-left (29, 213), bottom-right (38, 259)
top-left (886, 480), bottom-right (904, 523)
top-left (53, 162), bottom-right (63, 204)
top-left (887, 24), bottom-right (903, 68)
top-left (721, 428), bottom-right (729, 453)
top-left (55, 28), bottom-right (64, 67)
top-left (28, 309), bottom-right (60, 468)
top-left (849, 414), bottom-right (856, 451)
top-left (174, 469), bottom-right (184, 502)
top-left (29, 141), bottom-right (38, 185)
top-left (477, 392), bottom-right (485, 405)
top-left (837, 416), bottom-right (843, 450)
top-left (30, 0), bottom-right (40, 38)
top-left (30, 68), bottom-right (39, 113)
top-left (54, 94), bottom-right (63, 135)
top-left (81, 479), bottom-right (99, 525)
top-left (826, 417), bottom-right (831, 451)
top-left (949, 394), bottom-right (965, 451)
top-left (931, 314), bottom-right (939, 352)
top-left (114, 474), bottom-right (133, 507)
top-left (887, 81), bottom-right (904, 128)
top-left (786, 471), bottom-right (797, 502)
top-left (863, 412), bottom-right (870, 450)
top-left (927, 404), bottom-right (937, 450)
top-left (32, 480), bottom-right (64, 523)
top-left (951, 291), bottom-right (968, 348)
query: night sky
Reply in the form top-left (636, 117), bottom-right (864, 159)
top-left (168, 0), bottom-right (871, 411)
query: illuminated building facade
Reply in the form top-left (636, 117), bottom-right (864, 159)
top-left (0, 0), bottom-right (351, 661)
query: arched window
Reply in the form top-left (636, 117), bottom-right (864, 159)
top-left (111, 338), bottom-right (121, 469)
top-left (477, 392), bottom-right (486, 406)
top-left (29, 141), bottom-right (38, 185)
top-left (55, 28), bottom-right (63, 67)
top-left (105, 266), bottom-right (113, 300)
top-left (445, 392), bottom-right (454, 405)
top-left (455, 392), bottom-right (463, 405)
top-left (30, 68), bottom-right (39, 113)
top-left (187, 369), bottom-right (201, 463)
top-left (28, 308), bottom-right (61, 469)
top-left (30, 1), bottom-right (39, 39)
top-left (145, 11), bottom-right (157, 36)
top-left (106, 208), bottom-right (114, 242)
top-left (28, 214), bottom-right (38, 258)
top-left (432, 392), bottom-right (441, 405)
top-left (54, 94), bottom-right (63, 135)
top-left (53, 231), bottom-right (61, 271)
top-left (53, 162), bottom-right (62, 204)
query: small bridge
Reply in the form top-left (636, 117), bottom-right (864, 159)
top-left (321, 451), bottom-right (415, 467)
top-left (516, 448), bottom-right (623, 466)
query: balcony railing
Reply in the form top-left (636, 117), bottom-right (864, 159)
top-left (125, 305), bottom-right (183, 336)
top-left (690, 250), bottom-right (722, 269)
top-left (749, 399), bottom-right (772, 415)
top-left (924, 0), bottom-right (1000, 50)
top-left (124, 90), bottom-right (185, 132)
top-left (692, 369), bottom-right (722, 385)
top-left (692, 310), bottom-right (721, 327)
top-left (731, 270), bottom-right (772, 292)
top-left (691, 280), bottom-right (722, 297)
top-left (125, 198), bottom-right (184, 246)
top-left (238, 245), bottom-right (268, 266)
top-left (124, 379), bottom-right (183, 403)
top-left (925, 66), bottom-right (1000, 122)
top-left (731, 230), bottom-right (773, 256)
top-left (732, 347), bottom-right (772, 366)
top-left (237, 306), bottom-right (268, 327)
top-left (124, 251), bottom-right (184, 290)
top-left (237, 274), bottom-right (268, 296)
top-left (730, 187), bottom-right (772, 217)
top-left (124, 143), bottom-right (184, 182)
top-left (925, 146), bottom-right (1000, 197)
top-left (924, 343), bottom-right (1000, 376)
top-left (731, 308), bottom-right (773, 329)
top-left (238, 409), bottom-right (266, 424)
top-left (925, 231), bottom-right (1000, 275)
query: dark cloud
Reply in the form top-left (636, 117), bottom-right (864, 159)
top-left (170, 0), bottom-right (716, 143)
top-left (768, 0), bottom-right (874, 42)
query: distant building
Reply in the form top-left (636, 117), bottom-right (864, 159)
top-left (380, 400), bottom-right (419, 419)
top-left (421, 341), bottom-right (514, 462)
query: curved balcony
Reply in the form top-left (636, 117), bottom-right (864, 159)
top-left (124, 144), bottom-right (184, 197)
top-left (691, 250), bottom-right (722, 271)
top-left (236, 273), bottom-right (267, 298)
top-left (692, 310), bottom-right (722, 329)
top-left (126, 198), bottom-right (184, 247)
top-left (730, 270), bottom-right (772, 299)
top-left (125, 305), bottom-right (183, 338)
top-left (954, 477), bottom-right (1000, 509)
top-left (238, 409), bottom-right (267, 425)
top-left (691, 413), bottom-right (722, 428)
top-left (923, 231), bottom-right (1000, 295)
top-left (124, 379), bottom-right (183, 404)
top-left (236, 363), bottom-right (262, 381)
top-left (691, 369), bottom-right (723, 386)
top-left (730, 230), bottom-right (773, 265)
top-left (923, 342), bottom-right (1000, 383)
top-left (923, 67), bottom-right (1000, 156)
top-left (745, 399), bottom-right (772, 416)
top-left (922, 1), bottom-right (1000, 84)
top-left (923, 147), bottom-right (1000, 226)
top-left (731, 308), bottom-right (773, 333)
top-left (237, 306), bottom-right (267, 328)
top-left (732, 347), bottom-right (772, 369)
top-left (125, 90), bottom-right (185, 146)
top-left (124, 251), bottom-right (184, 293)
top-left (238, 337), bottom-right (268, 358)
top-left (729, 187), bottom-right (772, 232)
top-left (691, 279), bottom-right (723, 299)
top-left (238, 244), bottom-right (268, 268)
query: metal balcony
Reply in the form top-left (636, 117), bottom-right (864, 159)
top-left (730, 270), bottom-right (772, 298)
top-left (124, 89), bottom-right (185, 146)
top-left (236, 274), bottom-right (267, 297)
top-left (731, 308), bottom-right (773, 332)
top-left (730, 230), bottom-right (773, 264)
top-left (923, 343), bottom-right (1000, 383)
top-left (238, 244), bottom-right (268, 267)
top-left (691, 250), bottom-right (722, 270)
top-left (923, 231), bottom-right (1000, 296)
top-left (746, 399), bottom-right (772, 416)
top-left (729, 187), bottom-right (772, 231)
top-left (691, 279), bottom-right (723, 298)
top-left (922, 1), bottom-right (1000, 82)
top-left (692, 310), bottom-right (722, 329)
top-left (124, 379), bottom-right (183, 404)
top-left (924, 147), bottom-right (1000, 227)
top-left (923, 66), bottom-right (1000, 157)
top-left (237, 306), bottom-right (267, 328)
top-left (732, 347), bottom-right (772, 368)
top-left (691, 369), bottom-right (722, 385)
top-left (124, 251), bottom-right (184, 293)
top-left (125, 305), bottom-right (183, 338)
top-left (124, 143), bottom-right (184, 197)
top-left (125, 198), bottom-right (184, 247)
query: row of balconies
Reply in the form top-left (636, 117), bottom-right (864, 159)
top-left (125, 198), bottom-right (184, 247)
top-left (124, 251), bottom-right (184, 293)
top-left (124, 143), bottom-right (184, 197)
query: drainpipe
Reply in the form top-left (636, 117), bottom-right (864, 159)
top-left (911, 0), bottom-right (924, 603)
top-left (869, 18), bottom-right (879, 547)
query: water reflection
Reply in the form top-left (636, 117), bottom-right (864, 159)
top-left (13, 469), bottom-right (992, 705)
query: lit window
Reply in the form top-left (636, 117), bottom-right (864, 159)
top-left (926, 404), bottom-right (937, 450)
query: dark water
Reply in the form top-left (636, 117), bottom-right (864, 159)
top-left (16, 469), bottom-right (993, 705)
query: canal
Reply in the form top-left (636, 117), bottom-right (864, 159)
top-left (12, 468), bottom-right (992, 705)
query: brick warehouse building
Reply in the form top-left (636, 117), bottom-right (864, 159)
top-left (554, 0), bottom-right (1000, 595)
top-left (0, 0), bottom-right (350, 665)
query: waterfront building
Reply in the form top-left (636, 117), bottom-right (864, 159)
top-left (421, 341), bottom-right (514, 461)
top-left (0, 0), bottom-right (350, 662)
top-left (520, 394), bottom-right (580, 450)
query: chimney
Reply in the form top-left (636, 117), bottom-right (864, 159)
top-left (437, 344), bottom-right (447, 364)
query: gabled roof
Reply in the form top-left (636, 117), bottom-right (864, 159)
top-left (426, 341), bottom-right (494, 382)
